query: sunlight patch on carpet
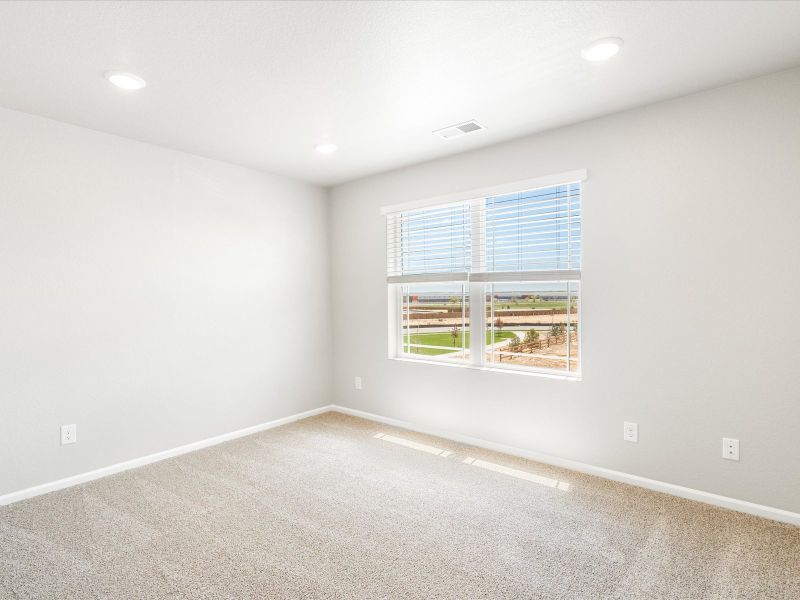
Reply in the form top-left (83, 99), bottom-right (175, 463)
top-left (374, 432), bottom-right (453, 457)
top-left (463, 456), bottom-right (570, 490)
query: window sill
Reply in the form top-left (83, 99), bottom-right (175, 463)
top-left (388, 356), bottom-right (581, 381)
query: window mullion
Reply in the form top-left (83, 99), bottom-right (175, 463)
top-left (566, 282), bottom-right (572, 369)
top-left (468, 281), bottom-right (485, 366)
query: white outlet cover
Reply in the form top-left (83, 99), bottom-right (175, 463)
top-left (623, 421), bottom-right (638, 443)
top-left (722, 437), bottom-right (740, 461)
top-left (354, 376), bottom-right (362, 390)
top-left (60, 424), bottom-right (77, 445)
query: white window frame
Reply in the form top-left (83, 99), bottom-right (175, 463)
top-left (384, 169), bottom-right (585, 380)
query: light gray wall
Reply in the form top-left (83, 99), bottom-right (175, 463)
top-left (0, 108), bottom-right (331, 496)
top-left (329, 67), bottom-right (800, 513)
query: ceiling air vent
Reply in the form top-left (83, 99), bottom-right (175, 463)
top-left (433, 120), bottom-right (486, 139)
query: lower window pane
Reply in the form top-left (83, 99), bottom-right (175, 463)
top-left (486, 282), bottom-right (579, 374)
top-left (401, 283), bottom-right (469, 361)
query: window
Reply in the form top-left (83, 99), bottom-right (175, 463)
top-left (385, 170), bottom-right (583, 377)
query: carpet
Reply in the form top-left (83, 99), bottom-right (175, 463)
top-left (1, 412), bottom-right (798, 599)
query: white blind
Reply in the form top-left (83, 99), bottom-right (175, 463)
top-left (386, 201), bottom-right (471, 283)
top-left (386, 176), bottom-right (582, 283)
top-left (473, 181), bottom-right (581, 281)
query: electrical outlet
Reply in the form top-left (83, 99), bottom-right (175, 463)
top-left (61, 424), bottom-right (77, 445)
top-left (623, 421), bottom-right (638, 443)
top-left (722, 437), bottom-right (739, 461)
top-left (354, 376), bottom-right (362, 390)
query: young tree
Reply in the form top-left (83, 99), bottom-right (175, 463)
top-left (550, 323), bottom-right (565, 337)
top-left (524, 329), bottom-right (539, 344)
top-left (450, 325), bottom-right (460, 346)
top-left (494, 317), bottom-right (504, 331)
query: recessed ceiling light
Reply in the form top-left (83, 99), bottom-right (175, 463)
top-left (315, 142), bottom-right (338, 155)
top-left (581, 38), bottom-right (623, 62)
top-left (104, 71), bottom-right (147, 90)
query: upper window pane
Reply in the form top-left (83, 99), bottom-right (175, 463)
top-left (387, 202), bottom-right (471, 278)
top-left (481, 182), bottom-right (581, 273)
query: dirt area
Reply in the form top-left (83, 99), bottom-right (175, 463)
top-left (491, 333), bottom-right (579, 372)
top-left (440, 331), bottom-right (579, 372)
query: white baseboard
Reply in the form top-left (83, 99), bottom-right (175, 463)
top-left (3, 403), bottom-right (798, 527)
top-left (330, 404), bottom-right (800, 527)
top-left (0, 405), bottom-right (331, 507)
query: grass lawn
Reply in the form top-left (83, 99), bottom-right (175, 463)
top-left (404, 330), bottom-right (516, 355)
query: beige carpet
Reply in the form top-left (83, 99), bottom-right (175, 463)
top-left (1, 412), bottom-right (798, 599)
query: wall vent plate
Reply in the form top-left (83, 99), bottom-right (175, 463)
top-left (433, 120), bottom-right (486, 139)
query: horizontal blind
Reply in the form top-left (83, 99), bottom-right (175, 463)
top-left (386, 201), bottom-right (471, 283)
top-left (386, 177), bottom-right (581, 283)
top-left (475, 181), bottom-right (581, 281)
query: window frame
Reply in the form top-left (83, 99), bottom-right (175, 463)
top-left (384, 170), bottom-right (585, 380)
top-left (391, 282), bottom-right (472, 367)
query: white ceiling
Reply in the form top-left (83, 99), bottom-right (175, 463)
top-left (1, 1), bottom-right (799, 186)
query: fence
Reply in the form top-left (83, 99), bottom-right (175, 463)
top-left (497, 330), bottom-right (578, 361)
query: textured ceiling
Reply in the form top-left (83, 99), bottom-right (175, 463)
top-left (0, 1), bottom-right (799, 185)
